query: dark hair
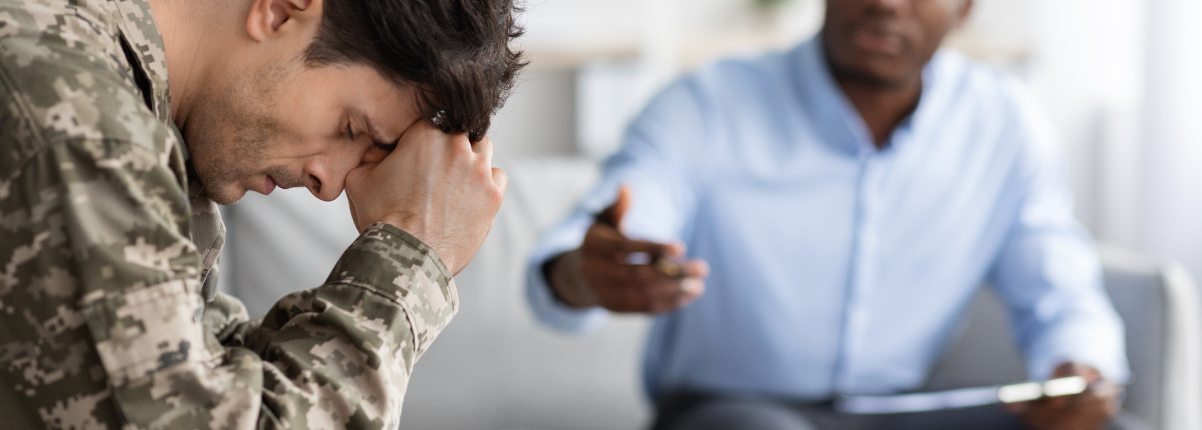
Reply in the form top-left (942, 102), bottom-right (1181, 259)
top-left (306, 0), bottom-right (526, 142)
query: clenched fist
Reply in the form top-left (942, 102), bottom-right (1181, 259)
top-left (344, 121), bottom-right (507, 275)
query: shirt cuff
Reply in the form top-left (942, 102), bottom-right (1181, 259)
top-left (1025, 319), bottom-right (1130, 384)
top-left (525, 214), bottom-right (609, 333)
top-left (325, 222), bottom-right (456, 313)
top-left (525, 256), bottom-right (609, 333)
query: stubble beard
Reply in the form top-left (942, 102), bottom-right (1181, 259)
top-left (185, 63), bottom-right (289, 205)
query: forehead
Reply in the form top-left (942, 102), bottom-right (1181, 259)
top-left (319, 65), bottom-right (413, 104)
top-left (294, 63), bottom-right (420, 127)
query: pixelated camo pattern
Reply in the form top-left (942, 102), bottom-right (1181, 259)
top-left (0, 0), bottom-right (459, 428)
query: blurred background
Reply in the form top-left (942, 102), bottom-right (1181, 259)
top-left (218, 0), bottom-right (1202, 428)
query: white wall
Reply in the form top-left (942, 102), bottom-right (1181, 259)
top-left (506, 0), bottom-right (1202, 278)
top-left (1139, 0), bottom-right (1202, 283)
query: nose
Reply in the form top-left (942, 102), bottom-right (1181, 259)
top-left (303, 157), bottom-right (349, 202)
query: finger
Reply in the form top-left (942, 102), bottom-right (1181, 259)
top-left (676, 259), bottom-right (710, 279)
top-left (449, 133), bottom-right (473, 156)
top-left (611, 240), bottom-right (684, 262)
top-left (582, 261), bottom-right (668, 296)
top-left (1044, 393), bottom-right (1070, 410)
top-left (611, 264), bottom-right (697, 293)
top-left (657, 276), bottom-right (705, 304)
top-left (473, 135), bottom-right (494, 157)
top-left (605, 278), bottom-right (680, 313)
top-left (1004, 401), bottom-right (1028, 415)
top-left (598, 185), bottom-right (633, 230)
top-left (1052, 362), bottom-right (1101, 383)
top-left (391, 119), bottom-right (435, 154)
top-left (343, 163), bottom-right (370, 197)
top-left (641, 277), bottom-right (706, 313)
top-left (402, 117), bottom-right (435, 136)
top-left (1051, 362), bottom-right (1082, 378)
top-left (679, 276), bottom-right (706, 301)
top-left (492, 167), bottom-right (509, 195)
top-left (1091, 381), bottom-right (1122, 400)
top-left (586, 227), bottom-right (682, 258)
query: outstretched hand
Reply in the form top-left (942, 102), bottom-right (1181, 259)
top-left (546, 185), bottom-right (709, 313)
top-left (345, 121), bottom-right (507, 275)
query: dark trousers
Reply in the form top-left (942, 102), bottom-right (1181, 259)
top-left (652, 392), bottom-right (1151, 430)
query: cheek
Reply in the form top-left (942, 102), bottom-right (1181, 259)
top-left (915, 3), bottom-right (960, 39)
top-left (267, 107), bottom-right (338, 157)
top-left (270, 81), bottom-right (339, 136)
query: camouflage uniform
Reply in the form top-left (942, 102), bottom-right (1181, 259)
top-left (0, 0), bottom-right (459, 428)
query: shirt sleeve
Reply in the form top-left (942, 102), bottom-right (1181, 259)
top-left (986, 87), bottom-right (1130, 383)
top-left (526, 78), bottom-right (712, 333)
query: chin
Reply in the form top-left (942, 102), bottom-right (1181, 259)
top-left (841, 66), bottom-right (901, 88)
top-left (205, 186), bottom-right (248, 206)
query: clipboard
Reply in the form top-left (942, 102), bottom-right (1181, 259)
top-left (834, 376), bottom-right (1090, 414)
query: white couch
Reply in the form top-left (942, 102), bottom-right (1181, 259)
top-left (220, 156), bottom-right (1201, 430)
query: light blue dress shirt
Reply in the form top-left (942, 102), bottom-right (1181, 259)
top-left (526, 37), bottom-right (1128, 400)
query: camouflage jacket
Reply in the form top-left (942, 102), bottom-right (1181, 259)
top-left (0, 0), bottom-right (459, 428)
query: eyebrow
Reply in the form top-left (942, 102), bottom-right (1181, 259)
top-left (358, 112), bottom-right (397, 148)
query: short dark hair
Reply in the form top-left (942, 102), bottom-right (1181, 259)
top-left (306, 0), bottom-right (526, 142)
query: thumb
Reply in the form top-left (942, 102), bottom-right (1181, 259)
top-left (599, 185), bottom-right (633, 231)
top-left (343, 163), bottom-right (373, 200)
top-left (492, 167), bottom-right (509, 196)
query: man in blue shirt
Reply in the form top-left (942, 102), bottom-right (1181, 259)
top-left (527, 0), bottom-right (1129, 428)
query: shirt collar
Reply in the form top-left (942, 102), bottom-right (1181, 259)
top-left (108, 0), bottom-right (172, 124)
top-left (108, 0), bottom-right (185, 160)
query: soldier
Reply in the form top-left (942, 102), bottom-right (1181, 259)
top-left (0, 0), bottom-right (522, 428)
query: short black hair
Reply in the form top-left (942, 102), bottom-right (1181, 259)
top-left (306, 0), bottom-right (526, 142)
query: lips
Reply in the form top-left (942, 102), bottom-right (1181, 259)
top-left (852, 26), bottom-right (904, 55)
top-left (264, 175), bottom-right (276, 195)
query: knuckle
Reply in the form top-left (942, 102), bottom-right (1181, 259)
top-left (451, 135), bottom-right (473, 153)
top-left (475, 136), bottom-right (494, 152)
top-left (475, 160), bottom-right (493, 179)
top-left (488, 187), bottom-right (504, 205)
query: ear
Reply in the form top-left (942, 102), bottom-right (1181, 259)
top-left (245, 0), bottom-right (320, 42)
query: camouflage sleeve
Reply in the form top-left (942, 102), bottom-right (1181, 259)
top-left (0, 114), bottom-right (200, 430)
top-left (114, 223), bottom-right (459, 429)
